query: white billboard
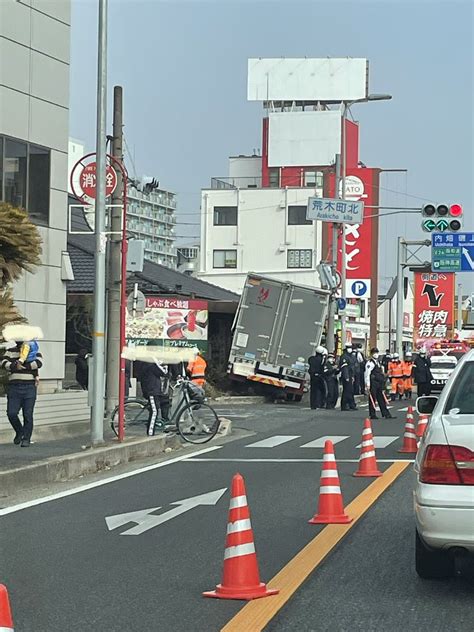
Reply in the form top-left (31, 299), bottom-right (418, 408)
top-left (248, 58), bottom-right (368, 102)
top-left (268, 111), bottom-right (342, 167)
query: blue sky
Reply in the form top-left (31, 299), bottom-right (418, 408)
top-left (69, 0), bottom-right (473, 292)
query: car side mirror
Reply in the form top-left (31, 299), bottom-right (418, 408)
top-left (416, 396), bottom-right (438, 415)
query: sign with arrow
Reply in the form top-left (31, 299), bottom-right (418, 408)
top-left (431, 233), bottom-right (474, 272)
top-left (105, 488), bottom-right (227, 536)
top-left (421, 283), bottom-right (444, 307)
top-left (413, 272), bottom-right (455, 348)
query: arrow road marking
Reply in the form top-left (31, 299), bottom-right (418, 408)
top-left (462, 247), bottom-right (474, 270)
top-left (105, 488), bottom-right (227, 536)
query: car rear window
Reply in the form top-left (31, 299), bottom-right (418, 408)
top-left (444, 362), bottom-right (474, 415)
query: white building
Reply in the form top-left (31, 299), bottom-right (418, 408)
top-left (377, 278), bottom-right (414, 352)
top-left (67, 137), bottom-right (85, 194)
top-left (1, 0), bottom-right (71, 390)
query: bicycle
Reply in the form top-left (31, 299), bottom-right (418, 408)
top-left (110, 377), bottom-right (220, 444)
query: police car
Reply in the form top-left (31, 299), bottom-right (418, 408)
top-left (429, 355), bottom-right (458, 392)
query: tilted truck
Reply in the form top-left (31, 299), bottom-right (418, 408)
top-left (228, 274), bottom-right (330, 400)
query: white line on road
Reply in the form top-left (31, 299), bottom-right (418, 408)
top-left (186, 457), bottom-right (414, 464)
top-left (357, 436), bottom-right (399, 449)
top-left (300, 436), bottom-right (349, 449)
top-left (0, 445), bottom-right (222, 517)
top-left (245, 435), bottom-right (301, 448)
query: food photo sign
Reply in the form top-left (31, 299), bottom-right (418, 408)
top-left (126, 296), bottom-right (208, 352)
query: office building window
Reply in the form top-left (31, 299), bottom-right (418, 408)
top-left (288, 205), bottom-right (312, 225)
top-left (268, 167), bottom-right (280, 188)
top-left (304, 170), bottom-right (324, 188)
top-left (287, 249), bottom-right (312, 268)
top-left (213, 249), bottom-right (237, 269)
top-left (213, 206), bottom-right (237, 226)
top-left (4, 138), bottom-right (27, 208)
top-left (28, 144), bottom-right (50, 224)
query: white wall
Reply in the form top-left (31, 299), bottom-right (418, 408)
top-left (0, 0), bottom-right (71, 386)
top-left (228, 156), bottom-right (262, 187)
top-left (199, 187), bottom-right (323, 294)
top-left (68, 138), bottom-right (85, 194)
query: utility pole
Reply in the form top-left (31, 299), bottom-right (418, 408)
top-left (106, 85), bottom-right (124, 414)
top-left (326, 153), bottom-right (341, 355)
top-left (396, 237), bottom-right (405, 358)
top-left (340, 103), bottom-right (347, 348)
top-left (90, 0), bottom-right (108, 445)
top-left (457, 282), bottom-right (463, 332)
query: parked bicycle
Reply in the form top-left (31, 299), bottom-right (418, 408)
top-left (110, 376), bottom-right (220, 444)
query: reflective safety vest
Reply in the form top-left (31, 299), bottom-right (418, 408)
top-left (388, 360), bottom-right (404, 378)
top-left (402, 361), bottom-right (414, 378)
top-left (187, 355), bottom-right (207, 386)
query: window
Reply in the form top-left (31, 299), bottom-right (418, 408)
top-left (287, 249), bottom-right (312, 268)
top-left (213, 249), bottom-right (237, 269)
top-left (444, 362), bottom-right (474, 414)
top-left (304, 170), bottom-right (324, 188)
top-left (269, 167), bottom-right (280, 188)
top-left (28, 144), bottom-right (50, 224)
top-left (288, 205), bottom-right (312, 225)
top-left (213, 206), bottom-right (237, 226)
top-left (4, 138), bottom-right (27, 208)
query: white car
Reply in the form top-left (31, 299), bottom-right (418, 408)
top-left (414, 349), bottom-right (474, 579)
top-left (429, 355), bottom-right (458, 393)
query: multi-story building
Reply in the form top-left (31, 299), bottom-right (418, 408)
top-left (1, 0), bottom-right (71, 390)
top-left (177, 243), bottom-right (200, 276)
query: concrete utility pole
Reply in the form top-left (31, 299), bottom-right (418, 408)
top-left (340, 104), bottom-right (348, 348)
top-left (90, 0), bottom-right (108, 445)
top-left (326, 153), bottom-right (341, 354)
top-left (396, 237), bottom-right (405, 358)
top-left (106, 86), bottom-right (124, 414)
top-left (457, 282), bottom-right (463, 332)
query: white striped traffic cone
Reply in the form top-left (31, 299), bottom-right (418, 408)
top-left (416, 413), bottom-right (429, 438)
top-left (309, 440), bottom-right (352, 524)
top-left (203, 473), bottom-right (278, 600)
top-left (354, 419), bottom-right (382, 477)
top-left (398, 406), bottom-right (418, 453)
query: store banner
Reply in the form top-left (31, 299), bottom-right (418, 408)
top-left (126, 296), bottom-right (208, 351)
top-left (413, 272), bottom-right (455, 349)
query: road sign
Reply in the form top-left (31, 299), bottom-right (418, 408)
top-left (79, 162), bottom-right (117, 199)
top-left (337, 298), bottom-right (347, 311)
top-left (431, 233), bottom-right (474, 272)
top-left (105, 488), bottom-right (227, 535)
top-left (307, 197), bottom-right (364, 225)
top-left (351, 280), bottom-right (368, 297)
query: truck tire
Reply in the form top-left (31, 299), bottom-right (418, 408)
top-left (415, 530), bottom-right (454, 579)
top-left (294, 394), bottom-right (303, 402)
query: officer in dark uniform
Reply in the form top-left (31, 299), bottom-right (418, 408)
top-left (308, 346), bottom-right (327, 409)
top-left (323, 353), bottom-right (340, 409)
top-left (364, 348), bottom-right (395, 419)
top-left (339, 343), bottom-right (356, 411)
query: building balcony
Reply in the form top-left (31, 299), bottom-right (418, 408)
top-left (211, 176), bottom-right (263, 190)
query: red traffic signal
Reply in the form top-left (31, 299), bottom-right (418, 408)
top-left (449, 204), bottom-right (463, 217)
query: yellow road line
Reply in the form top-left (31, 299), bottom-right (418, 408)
top-left (221, 461), bottom-right (411, 632)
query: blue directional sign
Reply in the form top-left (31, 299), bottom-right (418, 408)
top-left (337, 298), bottom-right (347, 311)
top-left (431, 233), bottom-right (474, 272)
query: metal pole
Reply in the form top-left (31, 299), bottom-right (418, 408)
top-left (340, 103), bottom-right (347, 347)
top-left (90, 0), bottom-right (108, 445)
top-left (326, 153), bottom-right (341, 355)
top-left (457, 282), bottom-right (463, 332)
top-left (396, 237), bottom-right (404, 357)
top-left (106, 85), bottom-right (124, 415)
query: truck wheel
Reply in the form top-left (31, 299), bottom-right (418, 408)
top-left (415, 530), bottom-right (454, 579)
top-left (294, 395), bottom-right (303, 402)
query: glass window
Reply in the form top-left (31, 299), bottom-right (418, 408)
top-left (444, 362), bottom-right (474, 414)
top-left (269, 167), bottom-right (280, 188)
top-left (4, 138), bottom-right (27, 208)
top-left (213, 249), bottom-right (237, 269)
top-left (304, 170), bottom-right (324, 188)
top-left (288, 205), bottom-right (312, 225)
top-left (287, 249), bottom-right (312, 268)
top-left (213, 206), bottom-right (238, 226)
top-left (28, 144), bottom-right (50, 224)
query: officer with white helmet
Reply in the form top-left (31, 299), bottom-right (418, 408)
top-left (308, 345), bottom-right (327, 409)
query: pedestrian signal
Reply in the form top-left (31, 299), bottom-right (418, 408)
top-left (421, 204), bottom-right (463, 232)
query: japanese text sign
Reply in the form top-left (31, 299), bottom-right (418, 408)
top-left (413, 272), bottom-right (455, 348)
top-left (307, 197), bottom-right (364, 225)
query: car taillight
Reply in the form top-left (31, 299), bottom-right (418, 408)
top-left (421, 445), bottom-right (474, 485)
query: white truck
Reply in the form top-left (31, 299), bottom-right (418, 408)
top-left (228, 274), bottom-right (330, 400)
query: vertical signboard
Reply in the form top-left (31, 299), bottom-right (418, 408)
top-left (413, 272), bottom-right (455, 349)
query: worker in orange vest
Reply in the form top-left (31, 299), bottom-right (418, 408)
top-left (402, 351), bottom-right (414, 399)
top-left (388, 353), bottom-right (404, 401)
top-left (187, 349), bottom-right (207, 388)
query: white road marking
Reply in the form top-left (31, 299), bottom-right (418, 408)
top-left (245, 435), bottom-right (301, 448)
top-left (0, 445), bottom-right (222, 516)
top-left (357, 436), bottom-right (399, 449)
top-left (300, 436), bottom-right (350, 449)
top-left (186, 458), bottom-right (414, 464)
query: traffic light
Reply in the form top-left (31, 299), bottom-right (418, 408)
top-left (421, 203), bottom-right (463, 232)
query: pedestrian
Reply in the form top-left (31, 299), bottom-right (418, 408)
top-left (0, 329), bottom-right (43, 447)
top-left (381, 349), bottom-right (392, 374)
top-left (402, 351), bottom-right (414, 399)
top-left (323, 353), bottom-right (339, 409)
top-left (187, 348), bottom-right (207, 388)
top-left (365, 348), bottom-right (395, 419)
top-left (352, 344), bottom-right (366, 395)
top-left (413, 349), bottom-right (433, 397)
top-left (75, 348), bottom-right (89, 390)
top-left (308, 346), bottom-right (327, 409)
top-left (388, 353), bottom-right (404, 401)
top-left (339, 343), bottom-right (357, 411)
top-left (136, 359), bottom-right (171, 436)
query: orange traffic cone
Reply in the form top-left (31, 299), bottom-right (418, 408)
top-left (203, 473), bottom-right (279, 600)
top-left (0, 584), bottom-right (14, 631)
top-left (398, 406), bottom-right (418, 453)
top-left (416, 413), bottom-right (429, 438)
top-left (354, 419), bottom-right (382, 477)
top-left (309, 440), bottom-right (352, 524)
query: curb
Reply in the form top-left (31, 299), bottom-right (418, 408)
top-left (0, 433), bottom-right (180, 497)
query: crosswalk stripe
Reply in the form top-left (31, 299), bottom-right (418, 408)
top-left (300, 436), bottom-right (350, 449)
top-left (245, 435), bottom-right (301, 448)
top-left (357, 436), bottom-right (399, 449)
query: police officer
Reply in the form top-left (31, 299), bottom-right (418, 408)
top-left (365, 348), bottom-right (395, 419)
top-left (308, 346), bottom-right (327, 409)
top-left (323, 353), bottom-right (339, 409)
top-left (413, 349), bottom-right (433, 397)
top-left (339, 343), bottom-right (356, 411)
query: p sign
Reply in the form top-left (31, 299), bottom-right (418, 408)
top-left (346, 279), bottom-right (370, 298)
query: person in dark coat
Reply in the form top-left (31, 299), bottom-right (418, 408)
top-left (308, 346), bottom-right (327, 409)
top-left (135, 359), bottom-right (170, 435)
top-left (339, 343), bottom-right (357, 411)
top-left (324, 354), bottom-right (340, 409)
top-left (75, 349), bottom-right (89, 390)
top-left (364, 348), bottom-right (395, 419)
top-left (413, 350), bottom-right (433, 397)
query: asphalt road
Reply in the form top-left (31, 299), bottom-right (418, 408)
top-left (1, 400), bottom-right (472, 631)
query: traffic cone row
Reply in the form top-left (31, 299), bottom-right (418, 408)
top-left (309, 440), bottom-right (352, 524)
top-left (0, 584), bottom-right (14, 631)
top-left (353, 419), bottom-right (382, 477)
top-left (398, 406), bottom-right (418, 453)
